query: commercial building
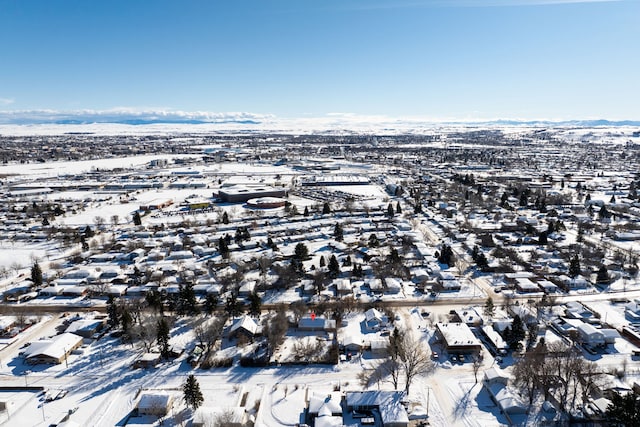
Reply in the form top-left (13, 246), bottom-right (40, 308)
top-left (218, 185), bottom-right (287, 203)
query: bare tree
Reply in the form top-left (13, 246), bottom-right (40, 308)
top-left (131, 315), bottom-right (159, 352)
top-left (358, 365), bottom-right (386, 390)
top-left (472, 354), bottom-right (483, 383)
top-left (377, 358), bottom-right (402, 391)
top-left (10, 261), bottom-right (23, 276)
top-left (93, 216), bottom-right (105, 229)
top-left (213, 408), bottom-right (239, 427)
top-left (289, 300), bottom-right (307, 325)
top-left (399, 333), bottom-right (435, 394)
top-left (193, 316), bottom-right (225, 351)
top-left (262, 306), bottom-right (288, 358)
top-left (292, 337), bottom-right (323, 362)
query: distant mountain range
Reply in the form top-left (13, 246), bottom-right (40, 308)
top-left (479, 119), bottom-right (640, 127)
top-left (0, 110), bottom-right (638, 128)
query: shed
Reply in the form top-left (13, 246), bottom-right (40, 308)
top-left (137, 392), bottom-right (173, 416)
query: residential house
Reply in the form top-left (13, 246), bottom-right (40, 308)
top-left (345, 391), bottom-right (409, 427)
top-left (435, 323), bottom-right (482, 355)
top-left (483, 368), bottom-right (528, 417)
top-left (384, 277), bottom-right (403, 294)
top-left (228, 316), bottom-right (260, 341)
top-left (298, 316), bottom-right (336, 332)
top-left (24, 332), bottom-right (83, 365)
top-left (364, 308), bottom-right (388, 331)
top-left (576, 322), bottom-right (605, 348)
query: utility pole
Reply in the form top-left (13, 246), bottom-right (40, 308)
top-left (426, 386), bottom-right (430, 418)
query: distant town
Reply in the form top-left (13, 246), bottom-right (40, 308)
top-left (1, 125), bottom-right (640, 426)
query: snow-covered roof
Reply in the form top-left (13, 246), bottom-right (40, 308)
top-left (24, 332), bottom-right (83, 361)
top-left (308, 392), bottom-right (342, 415)
top-left (346, 391), bottom-right (409, 425)
top-left (229, 315), bottom-right (259, 336)
top-left (137, 392), bottom-right (173, 411)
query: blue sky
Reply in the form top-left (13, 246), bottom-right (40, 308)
top-left (1, 0), bottom-right (639, 122)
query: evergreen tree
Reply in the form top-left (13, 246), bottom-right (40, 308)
top-left (334, 223), bottom-right (344, 241)
top-left (30, 261), bottom-right (43, 287)
top-left (577, 224), bottom-right (584, 243)
top-left (388, 247), bottom-right (401, 265)
top-left (222, 211), bottom-right (229, 224)
top-left (106, 296), bottom-right (119, 328)
top-left (145, 289), bottom-right (164, 315)
top-left (179, 283), bottom-right (199, 316)
top-left (519, 190), bottom-right (528, 207)
top-left (303, 206), bottom-right (310, 217)
top-left (319, 256), bottom-right (326, 268)
top-left (484, 297), bottom-right (495, 319)
top-left (504, 315), bottom-right (526, 350)
top-left (328, 255), bottom-right (341, 278)
top-left (352, 263), bottom-right (363, 278)
top-left (132, 211), bottom-right (142, 226)
top-left (42, 216), bottom-right (50, 226)
top-left (218, 236), bottom-right (230, 258)
top-left (437, 245), bottom-right (454, 267)
top-left (121, 308), bottom-right (132, 335)
top-left (538, 231), bottom-right (548, 245)
top-left (368, 233), bottom-right (379, 247)
top-left (225, 293), bottom-right (243, 318)
top-left (396, 202), bottom-right (402, 214)
top-left (322, 202), bottom-right (331, 215)
top-left (248, 291), bottom-right (262, 317)
top-left (475, 252), bottom-right (489, 270)
top-left (157, 317), bottom-right (171, 359)
top-left (606, 391), bottom-right (640, 426)
top-left (183, 374), bottom-right (204, 410)
top-left (204, 294), bottom-right (218, 314)
top-left (294, 243), bottom-right (309, 261)
top-left (83, 225), bottom-right (94, 238)
top-left (500, 192), bottom-right (509, 207)
top-left (267, 236), bottom-right (278, 251)
top-left (569, 255), bottom-right (581, 278)
top-left (471, 245), bottom-right (479, 261)
top-left (386, 202), bottom-right (395, 218)
top-left (597, 265), bottom-right (610, 284)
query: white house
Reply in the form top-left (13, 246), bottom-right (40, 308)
top-left (576, 322), bottom-right (605, 347)
top-left (364, 308), bottom-right (388, 331)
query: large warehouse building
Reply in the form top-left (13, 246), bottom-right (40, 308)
top-left (218, 185), bottom-right (287, 203)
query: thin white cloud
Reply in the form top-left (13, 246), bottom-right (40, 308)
top-left (0, 108), bottom-right (272, 125)
top-left (0, 98), bottom-right (14, 105)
